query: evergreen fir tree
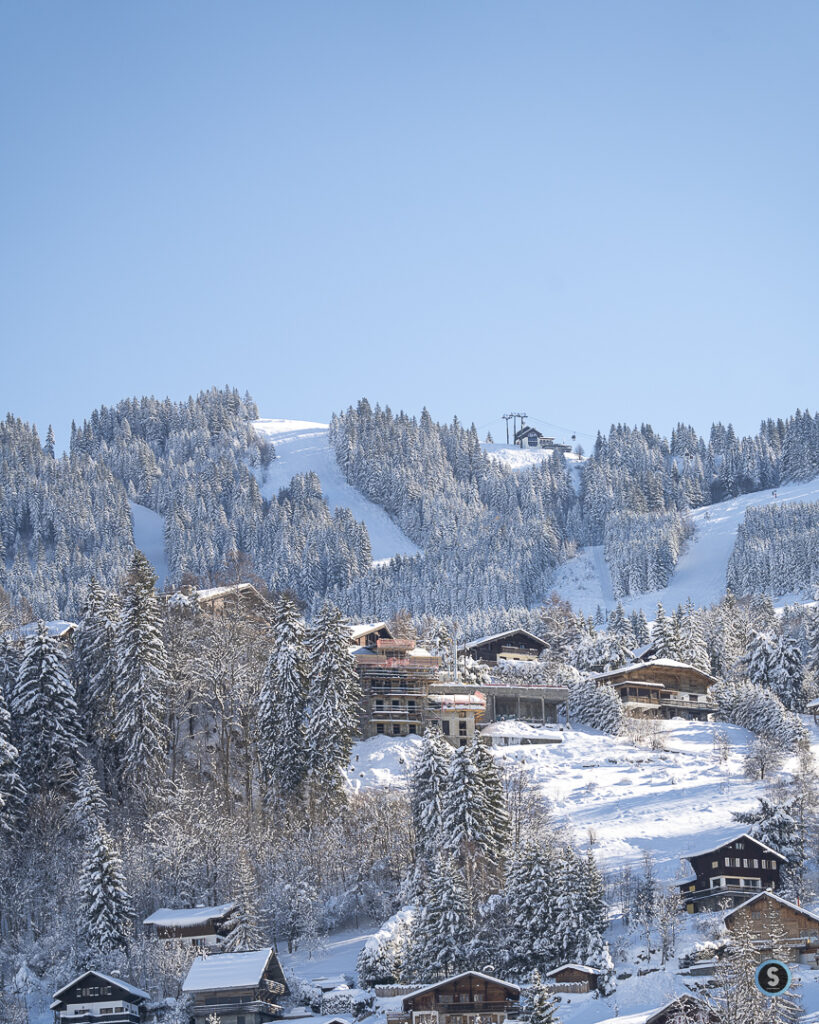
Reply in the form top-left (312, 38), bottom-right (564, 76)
top-left (79, 822), bottom-right (133, 953)
top-left (72, 761), bottom-right (108, 833)
top-left (409, 856), bottom-right (471, 980)
top-left (11, 621), bottom-right (80, 796)
top-left (410, 727), bottom-right (451, 873)
top-left (115, 551), bottom-right (169, 795)
top-left (258, 595), bottom-right (309, 800)
top-left (224, 852), bottom-right (265, 951)
top-left (526, 970), bottom-right (562, 1024)
top-left (305, 602), bottom-right (360, 800)
top-left (0, 682), bottom-right (25, 835)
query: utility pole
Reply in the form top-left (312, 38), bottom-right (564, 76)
top-left (512, 412), bottom-right (527, 445)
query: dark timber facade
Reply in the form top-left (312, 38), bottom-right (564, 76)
top-left (679, 833), bottom-right (787, 912)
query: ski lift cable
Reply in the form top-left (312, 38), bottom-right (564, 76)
top-left (526, 414), bottom-right (597, 441)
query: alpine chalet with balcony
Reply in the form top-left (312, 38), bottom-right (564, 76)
top-left (679, 832), bottom-right (787, 911)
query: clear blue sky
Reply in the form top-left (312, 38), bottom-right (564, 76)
top-left (2, 1), bottom-right (819, 451)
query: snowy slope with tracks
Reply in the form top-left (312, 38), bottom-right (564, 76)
top-left (552, 474), bottom-right (819, 616)
top-left (252, 419), bottom-right (420, 563)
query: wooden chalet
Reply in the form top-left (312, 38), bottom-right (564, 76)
top-left (544, 964), bottom-right (599, 993)
top-left (513, 426), bottom-right (572, 454)
top-left (594, 659), bottom-right (718, 720)
top-left (351, 623), bottom-right (441, 742)
top-left (458, 629), bottom-right (548, 665)
top-left (7, 619), bottom-right (77, 646)
top-left (182, 948), bottom-right (288, 1024)
top-left (597, 996), bottom-right (715, 1024)
top-left (387, 972), bottom-right (520, 1024)
top-left (679, 833), bottom-right (787, 912)
top-left (724, 890), bottom-right (819, 964)
top-left (51, 971), bottom-right (149, 1024)
top-left (143, 901), bottom-right (236, 946)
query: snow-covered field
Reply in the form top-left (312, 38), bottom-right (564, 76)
top-left (129, 501), bottom-right (168, 586)
top-left (252, 419), bottom-right (420, 563)
top-left (296, 717), bottom-right (819, 1022)
top-left (552, 474), bottom-right (819, 617)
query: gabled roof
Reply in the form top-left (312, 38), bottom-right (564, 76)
top-left (143, 901), bottom-right (236, 927)
top-left (593, 659), bottom-right (718, 685)
top-left (596, 996), bottom-right (710, 1024)
top-left (724, 889), bottom-right (819, 925)
top-left (182, 948), bottom-right (274, 992)
top-left (195, 583), bottom-right (266, 604)
top-left (51, 971), bottom-right (150, 1008)
top-left (349, 622), bottom-right (390, 640)
top-left (684, 832), bottom-right (788, 863)
top-left (545, 963), bottom-right (601, 977)
top-left (402, 971), bottom-right (520, 1003)
top-left (459, 628), bottom-right (548, 651)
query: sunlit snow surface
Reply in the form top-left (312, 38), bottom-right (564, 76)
top-left (252, 419), bottom-right (420, 563)
top-left (129, 500), bottom-right (168, 586)
top-left (551, 474), bottom-right (819, 616)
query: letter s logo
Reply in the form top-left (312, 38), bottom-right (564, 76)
top-left (767, 966), bottom-right (780, 987)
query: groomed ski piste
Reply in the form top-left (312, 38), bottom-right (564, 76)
top-left (252, 419), bottom-right (420, 563)
top-left (551, 472), bottom-right (819, 618)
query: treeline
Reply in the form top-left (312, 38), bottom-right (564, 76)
top-left (0, 414), bottom-right (134, 619)
top-left (727, 501), bottom-right (819, 598)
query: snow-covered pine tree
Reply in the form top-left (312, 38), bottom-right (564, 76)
top-left (768, 635), bottom-right (804, 711)
top-left (79, 821), bottom-right (133, 953)
top-left (740, 630), bottom-right (775, 690)
top-left (653, 603), bottom-right (680, 660)
top-left (11, 621), bottom-right (80, 797)
top-left (410, 727), bottom-right (451, 875)
top-left (115, 551), bottom-right (170, 795)
top-left (408, 856), bottom-right (471, 980)
top-left (0, 681), bottom-right (25, 836)
top-left (72, 760), bottom-right (108, 833)
top-left (677, 599), bottom-right (712, 673)
top-left (441, 742), bottom-right (493, 899)
top-left (504, 843), bottom-right (559, 972)
top-left (525, 969), bottom-right (562, 1024)
top-left (608, 602), bottom-right (635, 650)
top-left (305, 602), bottom-right (360, 801)
top-left (258, 595), bottom-right (309, 801)
top-left (224, 852), bottom-right (264, 951)
top-left (74, 579), bottom-right (120, 737)
top-left (470, 737), bottom-right (511, 883)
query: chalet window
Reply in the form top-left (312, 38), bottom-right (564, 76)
top-left (772, 861), bottom-right (778, 871)
top-left (442, 721), bottom-right (450, 736)
top-left (408, 725), bottom-right (417, 734)
top-left (725, 858), bottom-right (730, 867)
top-left (761, 860), bottom-right (768, 869)
top-left (743, 859), bottom-right (749, 868)
top-left (100, 1010), bottom-right (112, 1015)
top-left (392, 700), bottom-right (400, 708)
top-left (375, 700), bottom-right (384, 710)
top-left (392, 724), bottom-right (401, 735)
top-left (736, 842), bottom-right (744, 849)
top-left (753, 859), bottom-right (759, 868)
top-left (712, 861), bottom-right (719, 868)
top-left (102, 988), bottom-right (111, 997)
top-left (376, 723), bottom-right (384, 734)
top-left (459, 722), bottom-right (467, 736)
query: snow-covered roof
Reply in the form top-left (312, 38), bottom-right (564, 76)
top-left (144, 901), bottom-right (236, 927)
top-left (349, 622), bottom-right (389, 639)
top-left (426, 692), bottom-right (486, 708)
top-left (182, 948), bottom-right (274, 992)
top-left (593, 659), bottom-right (718, 684)
top-left (596, 1000), bottom-right (706, 1024)
top-left (195, 583), bottom-right (265, 603)
top-left (52, 971), bottom-right (150, 1006)
top-left (545, 963), bottom-right (601, 977)
top-left (684, 832), bottom-right (788, 862)
top-left (402, 971), bottom-right (520, 1002)
top-left (724, 889), bottom-right (819, 924)
top-left (9, 619), bottom-right (77, 640)
top-left (460, 628), bottom-right (548, 651)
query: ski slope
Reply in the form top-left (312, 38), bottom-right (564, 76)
top-left (552, 474), bottom-right (819, 617)
top-left (129, 501), bottom-right (168, 586)
top-left (252, 419), bottom-right (420, 563)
